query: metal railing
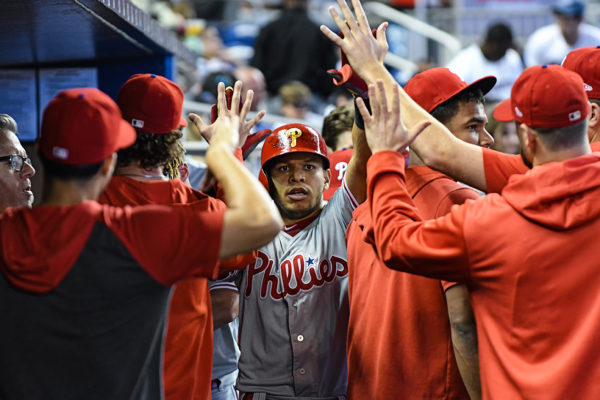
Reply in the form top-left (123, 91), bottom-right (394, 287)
top-left (363, 1), bottom-right (462, 67)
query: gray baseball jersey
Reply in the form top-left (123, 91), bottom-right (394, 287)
top-left (236, 180), bottom-right (358, 397)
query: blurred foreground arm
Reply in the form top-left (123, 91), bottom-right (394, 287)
top-left (204, 104), bottom-right (283, 260)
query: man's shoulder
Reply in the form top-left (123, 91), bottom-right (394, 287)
top-left (579, 23), bottom-right (600, 39)
top-left (406, 165), bottom-right (455, 195)
top-left (527, 24), bottom-right (559, 44)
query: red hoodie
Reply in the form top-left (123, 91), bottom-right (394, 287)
top-left (482, 142), bottom-right (600, 193)
top-left (0, 201), bottom-right (223, 399)
top-left (367, 151), bottom-right (600, 399)
top-left (100, 177), bottom-right (254, 400)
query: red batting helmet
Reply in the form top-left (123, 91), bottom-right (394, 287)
top-left (261, 123), bottom-right (330, 173)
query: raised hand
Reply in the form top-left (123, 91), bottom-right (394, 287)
top-left (188, 81), bottom-right (266, 149)
top-left (357, 81), bottom-right (430, 154)
top-left (320, 0), bottom-right (389, 82)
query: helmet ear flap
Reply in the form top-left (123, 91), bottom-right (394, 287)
top-left (258, 168), bottom-right (270, 192)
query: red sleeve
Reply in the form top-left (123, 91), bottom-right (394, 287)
top-left (205, 197), bottom-right (257, 275)
top-left (214, 148), bottom-right (244, 202)
top-left (367, 151), bottom-right (471, 283)
top-left (434, 187), bottom-right (480, 290)
top-left (101, 204), bottom-right (225, 285)
top-left (482, 147), bottom-right (529, 194)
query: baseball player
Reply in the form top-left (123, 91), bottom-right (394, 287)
top-left (0, 114), bottom-right (35, 211)
top-left (361, 59), bottom-right (600, 398)
top-left (346, 67), bottom-right (493, 400)
top-left (236, 120), bottom-right (368, 399)
top-left (406, 47), bottom-right (600, 195)
top-left (0, 87), bottom-right (281, 399)
top-left (98, 75), bottom-right (264, 400)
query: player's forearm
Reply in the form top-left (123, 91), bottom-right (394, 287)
top-left (360, 63), bottom-right (460, 157)
top-left (211, 289), bottom-right (239, 330)
top-left (344, 124), bottom-right (370, 204)
top-left (451, 329), bottom-right (481, 400)
top-left (207, 144), bottom-right (283, 258)
top-left (446, 285), bottom-right (481, 400)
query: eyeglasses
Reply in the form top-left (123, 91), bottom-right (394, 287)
top-left (0, 155), bottom-right (32, 172)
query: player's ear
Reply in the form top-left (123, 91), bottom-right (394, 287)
top-left (588, 101), bottom-right (600, 129)
top-left (323, 168), bottom-right (331, 190)
top-left (100, 153), bottom-right (117, 178)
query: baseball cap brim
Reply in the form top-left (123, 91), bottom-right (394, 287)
top-left (179, 116), bottom-right (188, 127)
top-left (467, 75), bottom-right (497, 99)
top-left (493, 99), bottom-right (514, 122)
top-left (427, 75), bottom-right (497, 112)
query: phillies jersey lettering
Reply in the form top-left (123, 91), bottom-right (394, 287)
top-left (237, 180), bottom-right (358, 398)
top-left (246, 252), bottom-right (348, 299)
top-left (334, 161), bottom-right (348, 181)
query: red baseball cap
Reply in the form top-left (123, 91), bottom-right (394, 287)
top-left (493, 65), bottom-right (589, 128)
top-left (404, 68), bottom-right (496, 113)
top-left (117, 73), bottom-right (188, 134)
top-left (40, 88), bottom-right (136, 165)
top-left (492, 99), bottom-right (513, 122)
top-left (323, 148), bottom-right (353, 201)
top-left (562, 46), bottom-right (600, 99)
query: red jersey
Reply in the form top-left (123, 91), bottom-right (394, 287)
top-left (483, 141), bottom-right (600, 193)
top-left (346, 165), bottom-right (476, 399)
top-left (100, 177), bottom-right (252, 400)
top-left (0, 201), bottom-right (223, 399)
top-left (367, 151), bottom-right (600, 399)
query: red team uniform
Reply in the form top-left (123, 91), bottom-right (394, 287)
top-left (99, 176), bottom-right (254, 400)
top-left (0, 197), bottom-right (224, 399)
top-left (346, 165), bottom-right (476, 399)
top-left (482, 142), bottom-right (600, 193)
top-left (367, 150), bottom-right (600, 399)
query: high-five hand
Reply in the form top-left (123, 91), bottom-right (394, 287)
top-left (357, 81), bottom-right (430, 153)
top-left (320, 0), bottom-right (389, 82)
top-left (188, 81), bottom-right (266, 148)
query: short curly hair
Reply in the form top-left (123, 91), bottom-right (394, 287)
top-left (117, 130), bottom-right (185, 179)
top-left (321, 103), bottom-right (354, 150)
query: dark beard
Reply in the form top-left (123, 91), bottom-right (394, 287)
top-left (520, 149), bottom-right (533, 169)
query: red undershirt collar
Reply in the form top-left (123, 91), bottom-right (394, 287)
top-left (283, 213), bottom-right (320, 236)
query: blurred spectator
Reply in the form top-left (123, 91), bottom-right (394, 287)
top-left (491, 122), bottom-right (520, 155)
top-left (524, 0), bottom-right (600, 67)
top-left (196, 70), bottom-right (237, 103)
top-left (321, 103), bottom-right (354, 153)
top-left (194, 26), bottom-right (242, 76)
top-left (250, 0), bottom-right (338, 101)
top-left (447, 22), bottom-right (523, 104)
top-left (278, 81), bottom-right (323, 128)
top-left (234, 66), bottom-right (268, 112)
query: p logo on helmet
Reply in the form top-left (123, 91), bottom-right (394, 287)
top-left (286, 128), bottom-right (303, 147)
top-left (260, 123), bottom-right (330, 191)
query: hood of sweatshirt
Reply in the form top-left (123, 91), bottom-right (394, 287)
top-left (99, 176), bottom-right (210, 207)
top-left (501, 153), bottom-right (600, 230)
top-left (0, 201), bottom-right (104, 293)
